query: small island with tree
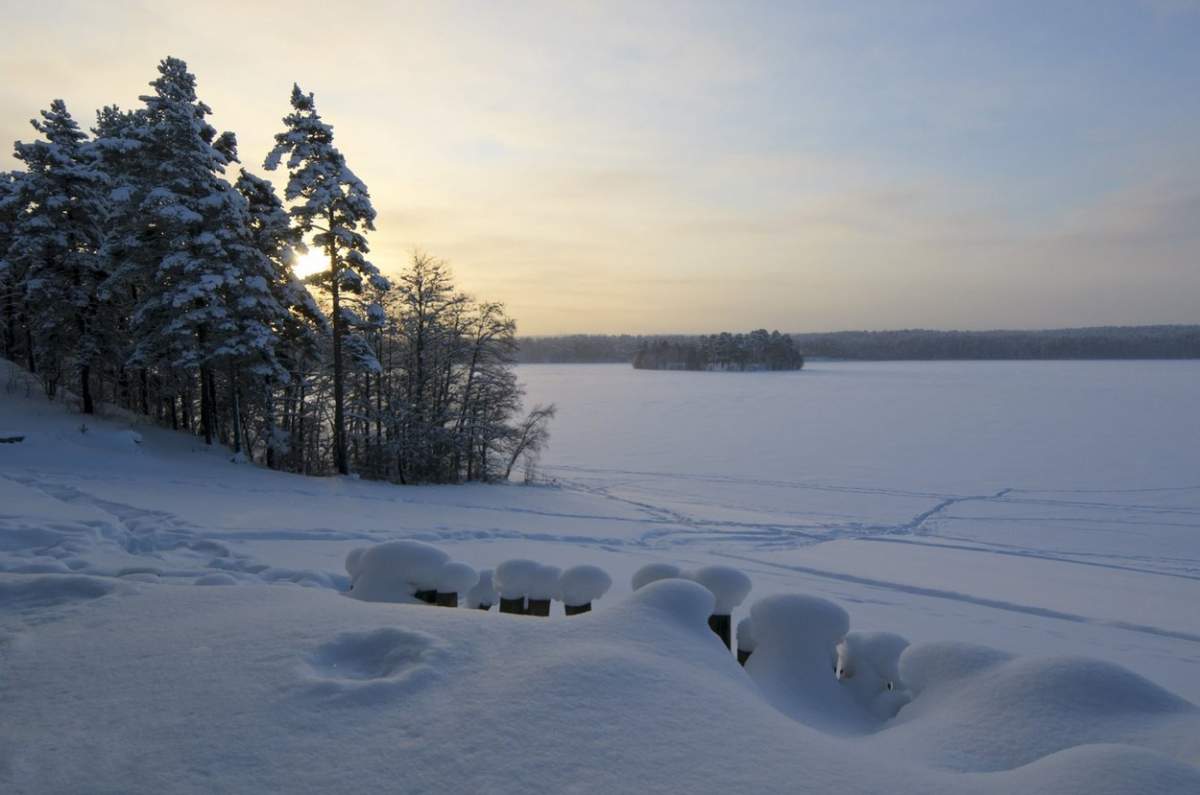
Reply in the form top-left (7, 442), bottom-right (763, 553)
top-left (633, 330), bottom-right (804, 371)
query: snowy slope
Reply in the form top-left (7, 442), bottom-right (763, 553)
top-left (3, 359), bottom-right (1200, 793)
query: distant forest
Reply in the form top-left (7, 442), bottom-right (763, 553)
top-left (516, 326), bottom-right (1200, 364)
top-left (633, 330), bottom-right (804, 371)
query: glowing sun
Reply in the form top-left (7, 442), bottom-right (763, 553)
top-left (293, 250), bottom-right (327, 279)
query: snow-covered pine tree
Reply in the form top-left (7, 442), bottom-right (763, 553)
top-left (0, 170), bottom-right (24, 362)
top-left (7, 100), bottom-right (108, 411)
top-left (91, 103), bottom-right (149, 413)
top-left (265, 84), bottom-right (389, 475)
top-left (235, 168), bottom-right (327, 468)
top-left (111, 57), bottom-right (288, 446)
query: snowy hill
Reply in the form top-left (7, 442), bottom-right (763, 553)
top-left (3, 361), bottom-right (1200, 793)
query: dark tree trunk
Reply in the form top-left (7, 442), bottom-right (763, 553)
top-left (200, 367), bottom-right (215, 446)
top-left (80, 363), bottom-right (94, 414)
top-left (329, 224), bottom-right (348, 476)
top-left (24, 325), bottom-right (36, 374)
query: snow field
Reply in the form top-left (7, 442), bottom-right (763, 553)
top-left (4, 360), bottom-right (1200, 791)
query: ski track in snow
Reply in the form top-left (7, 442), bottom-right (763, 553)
top-left (6, 463), bottom-right (1199, 592)
top-left (714, 551), bottom-right (1200, 646)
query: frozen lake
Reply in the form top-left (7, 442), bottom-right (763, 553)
top-left (520, 360), bottom-right (1200, 492)
top-left (520, 361), bottom-right (1200, 696)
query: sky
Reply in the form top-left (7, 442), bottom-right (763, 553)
top-left (2, 1), bottom-right (1198, 335)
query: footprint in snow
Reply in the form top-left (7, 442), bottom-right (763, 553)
top-left (303, 627), bottom-right (446, 701)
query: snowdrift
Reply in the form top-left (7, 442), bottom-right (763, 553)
top-left (4, 571), bottom-right (1200, 793)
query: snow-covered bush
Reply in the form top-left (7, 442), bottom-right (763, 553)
top-left (631, 562), bottom-right (682, 591)
top-left (466, 568), bottom-right (496, 610)
top-left (346, 540), bottom-right (449, 604)
top-left (435, 561), bottom-right (478, 607)
top-left (558, 564), bottom-right (612, 615)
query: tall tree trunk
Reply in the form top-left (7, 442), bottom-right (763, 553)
top-left (297, 375), bottom-right (307, 475)
top-left (2, 280), bottom-right (14, 358)
top-left (24, 324), bottom-right (36, 374)
top-left (228, 364), bottom-right (243, 455)
top-left (200, 367), bottom-right (214, 446)
top-left (80, 363), bottom-right (94, 414)
top-left (329, 223), bottom-right (348, 475)
top-left (182, 384), bottom-right (192, 433)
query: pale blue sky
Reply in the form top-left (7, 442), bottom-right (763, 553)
top-left (2, 1), bottom-right (1197, 333)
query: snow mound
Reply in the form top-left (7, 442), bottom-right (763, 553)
top-left (898, 641), bottom-right (1014, 696)
top-left (631, 562), bottom-right (682, 591)
top-left (347, 541), bottom-right (449, 603)
top-left (996, 743), bottom-right (1200, 795)
top-left (466, 568), bottom-right (496, 608)
top-left (528, 563), bottom-right (562, 601)
top-left (835, 632), bottom-right (911, 718)
top-left (837, 632), bottom-right (909, 682)
top-left (737, 617), bottom-right (756, 652)
top-left (751, 593), bottom-right (850, 649)
top-left (625, 577), bottom-right (716, 631)
top-left (881, 649), bottom-right (1200, 772)
top-left (558, 564), bottom-right (612, 606)
top-left (344, 547), bottom-right (367, 578)
top-left (494, 558), bottom-right (539, 599)
top-left (436, 561), bottom-right (478, 594)
top-left (687, 565), bottom-right (752, 613)
top-left (745, 593), bottom-right (875, 734)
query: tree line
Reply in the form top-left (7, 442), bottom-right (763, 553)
top-left (0, 57), bottom-right (553, 483)
top-left (516, 326), bottom-right (1200, 363)
top-left (791, 326), bottom-right (1200, 360)
top-left (633, 330), bottom-right (804, 371)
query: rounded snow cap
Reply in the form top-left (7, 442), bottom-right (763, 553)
top-left (362, 540), bottom-right (450, 591)
top-left (344, 547), bottom-right (367, 578)
top-left (737, 617), bottom-right (757, 652)
top-left (629, 578), bottom-right (715, 629)
top-left (494, 559), bottom-right (539, 599)
top-left (631, 562), bottom-right (682, 591)
top-left (836, 632), bottom-right (910, 682)
top-left (898, 641), bottom-right (1013, 697)
top-left (466, 569), bottom-right (496, 608)
top-left (749, 593), bottom-right (849, 650)
top-left (558, 564), bottom-right (613, 607)
top-left (436, 561), bottom-right (479, 595)
top-left (687, 565), bottom-right (752, 614)
top-left (348, 540), bottom-right (449, 603)
top-left (527, 564), bottom-right (562, 601)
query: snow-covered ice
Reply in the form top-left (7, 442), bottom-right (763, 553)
top-left (3, 359), bottom-right (1200, 792)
